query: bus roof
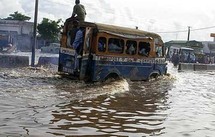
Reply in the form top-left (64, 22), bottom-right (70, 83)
top-left (80, 22), bottom-right (163, 44)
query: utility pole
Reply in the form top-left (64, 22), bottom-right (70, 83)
top-left (187, 26), bottom-right (191, 41)
top-left (31, 0), bottom-right (39, 67)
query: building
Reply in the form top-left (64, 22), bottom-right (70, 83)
top-left (0, 19), bottom-right (34, 51)
top-left (201, 41), bottom-right (215, 56)
top-left (200, 33), bottom-right (215, 56)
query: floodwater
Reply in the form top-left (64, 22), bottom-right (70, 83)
top-left (0, 63), bottom-right (215, 137)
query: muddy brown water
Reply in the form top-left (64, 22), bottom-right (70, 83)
top-left (0, 63), bottom-right (214, 137)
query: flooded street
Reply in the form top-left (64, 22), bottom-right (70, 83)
top-left (0, 64), bottom-right (215, 137)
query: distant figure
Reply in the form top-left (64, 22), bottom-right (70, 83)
top-left (171, 51), bottom-right (180, 66)
top-left (204, 55), bottom-right (210, 64)
top-left (210, 56), bottom-right (214, 64)
top-left (72, 0), bottom-right (86, 22)
top-left (190, 53), bottom-right (196, 63)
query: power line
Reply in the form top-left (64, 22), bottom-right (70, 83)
top-left (156, 30), bottom-right (187, 33)
top-left (157, 25), bottom-right (215, 33)
top-left (191, 26), bottom-right (215, 31)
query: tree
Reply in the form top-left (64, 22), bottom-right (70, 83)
top-left (37, 18), bottom-right (62, 43)
top-left (4, 11), bottom-right (31, 21)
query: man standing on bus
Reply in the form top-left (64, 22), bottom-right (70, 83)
top-left (71, 0), bottom-right (86, 22)
top-left (72, 26), bottom-right (84, 72)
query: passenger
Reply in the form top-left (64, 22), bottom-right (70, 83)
top-left (190, 53), bottom-right (196, 63)
top-left (72, 27), bottom-right (84, 72)
top-left (67, 20), bottom-right (79, 47)
top-left (172, 51), bottom-right (180, 66)
top-left (108, 40), bottom-right (121, 52)
top-left (139, 48), bottom-right (147, 56)
top-left (71, 0), bottom-right (87, 22)
top-left (128, 44), bottom-right (135, 55)
top-left (139, 44), bottom-right (150, 56)
top-left (156, 47), bottom-right (162, 57)
top-left (210, 56), bottom-right (214, 64)
top-left (98, 39), bottom-right (105, 52)
top-left (145, 43), bottom-right (151, 56)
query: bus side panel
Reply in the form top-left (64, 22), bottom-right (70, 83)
top-left (92, 60), bottom-right (154, 81)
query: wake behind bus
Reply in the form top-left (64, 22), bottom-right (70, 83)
top-left (58, 20), bottom-right (167, 82)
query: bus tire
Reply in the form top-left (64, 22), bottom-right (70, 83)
top-left (149, 71), bottom-right (160, 80)
top-left (104, 73), bottom-right (120, 82)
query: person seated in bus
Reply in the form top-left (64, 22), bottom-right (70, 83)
top-left (127, 44), bottom-right (135, 55)
top-left (139, 47), bottom-right (147, 56)
top-left (108, 39), bottom-right (121, 52)
top-left (139, 46), bottom-right (150, 56)
top-left (71, 0), bottom-right (87, 22)
top-left (72, 27), bottom-right (84, 72)
top-left (98, 38), bottom-right (106, 52)
top-left (139, 42), bottom-right (150, 56)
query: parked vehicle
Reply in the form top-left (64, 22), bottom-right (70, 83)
top-left (179, 47), bottom-right (196, 63)
top-left (41, 43), bottom-right (60, 54)
top-left (171, 47), bottom-right (196, 66)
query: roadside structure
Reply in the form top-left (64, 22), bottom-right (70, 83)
top-left (0, 19), bottom-right (34, 51)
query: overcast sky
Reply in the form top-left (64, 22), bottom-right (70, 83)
top-left (1, 0), bottom-right (215, 42)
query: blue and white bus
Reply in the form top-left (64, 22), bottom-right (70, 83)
top-left (58, 21), bottom-right (167, 82)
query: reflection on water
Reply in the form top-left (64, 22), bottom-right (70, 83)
top-left (0, 64), bottom-right (215, 136)
top-left (49, 78), bottom-right (171, 136)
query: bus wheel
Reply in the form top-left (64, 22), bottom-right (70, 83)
top-left (149, 73), bottom-right (159, 80)
top-left (104, 73), bottom-right (120, 82)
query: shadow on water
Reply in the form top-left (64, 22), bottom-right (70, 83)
top-left (0, 66), bottom-right (176, 136)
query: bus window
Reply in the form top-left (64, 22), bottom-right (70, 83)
top-left (98, 37), bottom-right (106, 52)
top-left (126, 40), bottom-right (137, 55)
top-left (138, 42), bottom-right (151, 57)
top-left (108, 38), bottom-right (124, 53)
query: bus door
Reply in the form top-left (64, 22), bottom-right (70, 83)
top-left (58, 25), bottom-right (85, 76)
top-left (79, 27), bottom-right (93, 80)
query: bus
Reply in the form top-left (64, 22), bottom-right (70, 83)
top-left (58, 21), bottom-right (167, 82)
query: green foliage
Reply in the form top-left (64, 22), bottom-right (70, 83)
top-left (4, 11), bottom-right (31, 21)
top-left (37, 18), bottom-right (62, 42)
